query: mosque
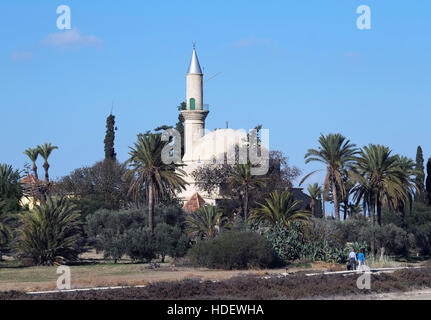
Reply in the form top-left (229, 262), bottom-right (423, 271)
top-left (177, 47), bottom-right (316, 215)
top-left (178, 47), bottom-right (249, 210)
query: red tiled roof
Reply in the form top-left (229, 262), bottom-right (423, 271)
top-left (20, 174), bottom-right (42, 185)
top-left (183, 192), bottom-right (206, 212)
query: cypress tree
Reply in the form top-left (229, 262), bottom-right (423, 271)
top-left (426, 158), bottom-right (431, 205)
top-left (104, 114), bottom-right (117, 160)
top-left (415, 146), bottom-right (425, 200)
top-left (176, 102), bottom-right (186, 158)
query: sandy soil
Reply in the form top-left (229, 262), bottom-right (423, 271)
top-left (325, 288), bottom-right (431, 300)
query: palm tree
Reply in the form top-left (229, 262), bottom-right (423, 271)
top-left (229, 163), bottom-right (266, 224)
top-left (351, 172), bottom-right (372, 219)
top-left (347, 203), bottom-right (362, 217)
top-left (351, 145), bottom-right (405, 226)
top-left (303, 134), bottom-right (358, 220)
top-left (0, 201), bottom-right (12, 260)
top-left (250, 190), bottom-right (311, 228)
top-left (307, 183), bottom-right (322, 218)
top-left (394, 155), bottom-right (419, 228)
top-left (185, 205), bottom-right (227, 239)
top-left (0, 164), bottom-right (22, 212)
top-left (16, 197), bottom-right (81, 265)
top-left (127, 133), bottom-right (187, 232)
top-left (23, 147), bottom-right (40, 179)
top-left (37, 143), bottom-right (58, 182)
top-left (342, 176), bottom-right (355, 220)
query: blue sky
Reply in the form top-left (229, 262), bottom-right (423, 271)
top-left (1, 1), bottom-right (430, 189)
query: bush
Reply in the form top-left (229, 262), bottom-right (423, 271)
top-left (405, 202), bottom-right (431, 255)
top-left (361, 223), bottom-right (414, 256)
top-left (97, 229), bottom-right (127, 262)
top-left (261, 220), bottom-right (364, 264)
top-left (154, 223), bottom-right (189, 262)
top-left (85, 206), bottom-right (189, 262)
top-left (414, 222), bottom-right (431, 255)
top-left (262, 222), bottom-right (307, 262)
top-left (333, 217), bottom-right (370, 243)
top-left (124, 228), bottom-right (156, 262)
top-left (188, 231), bottom-right (276, 269)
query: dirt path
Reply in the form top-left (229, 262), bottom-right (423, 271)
top-left (327, 288), bottom-right (431, 300)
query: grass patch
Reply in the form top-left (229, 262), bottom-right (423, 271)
top-left (0, 262), bottom-right (149, 284)
top-left (0, 260), bottom-right (22, 268)
top-left (365, 255), bottom-right (410, 269)
top-left (287, 261), bottom-right (312, 269)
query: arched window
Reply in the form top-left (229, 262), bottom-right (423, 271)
top-left (190, 98), bottom-right (195, 110)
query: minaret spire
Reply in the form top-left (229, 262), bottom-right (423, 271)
top-left (187, 44), bottom-right (203, 75)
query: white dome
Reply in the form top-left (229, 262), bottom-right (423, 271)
top-left (192, 129), bottom-right (248, 163)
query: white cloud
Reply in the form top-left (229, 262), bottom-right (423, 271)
top-left (41, 28), bottom-right (102, 48)
top-left (11, 51), bottom-right (33, 61)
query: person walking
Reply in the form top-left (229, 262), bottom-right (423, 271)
top-left (357, 249), bottom-right (365, 269)
top-left (349, 250), bottom-right (357, 270)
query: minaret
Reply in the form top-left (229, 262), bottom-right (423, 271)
top-left (181, 45), bottom-right (209, 162)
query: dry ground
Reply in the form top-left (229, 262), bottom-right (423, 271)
top-left (329, 288), bottom-right (431, 300)
top-left (3, 268), bottom-right (431, 300)
top-left (0, 264), bottom-right (285, 292)
top-left (0, 254), bottom-right (344, 293)
top-left (1, 249), bottom-right (426, 294)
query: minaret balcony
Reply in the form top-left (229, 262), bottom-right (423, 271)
top-left (180, 104), bottom-right (210, 111)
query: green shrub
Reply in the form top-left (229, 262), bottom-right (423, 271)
top-left (98, 230), bottom-right (127, 262)
top-left (124, 228), bottom-right (156, 262)
top-left (261, 220), bottom-right (358, 264)
top-left (188, 231), bottom-right (276, 269)
top-left (85, 206), bottom-right (189, 262)
top-left (333, 218), bottom-right (370, 243)
top-left (414, 222), bottom-right (431, 255)
top-left (360, 223), bottom-right (414, 256)
top-left (154, 223), bottom-right (189, 262)
top-left (346, 241), bottom-right (369, 254)
top-left (262, 222), bottom-right (306, 262)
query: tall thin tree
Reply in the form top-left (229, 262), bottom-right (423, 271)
top-left (395, 155), bottom-right (418, 228)
top-left (23, 147), bottom-right (40, 179)
top-left (104, 114), bottom-right (117, 160)
top-left (415, 146), bottom-right (425, 201)
top-left (176, 102), bottom-right (186, 159)
top-left (426, 158), bottom-right (431, 205)
top-left (37, 143), bottom-right (58, 183)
